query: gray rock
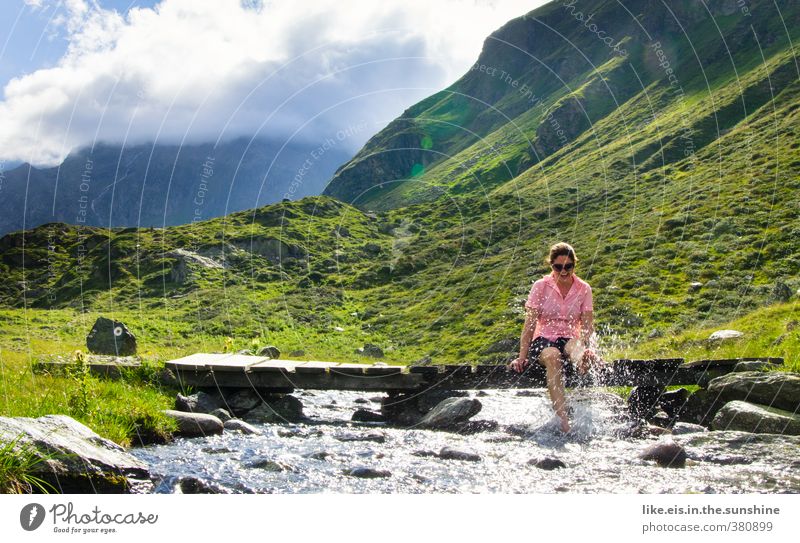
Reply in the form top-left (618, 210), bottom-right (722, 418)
top-left (628, 385), bottom-right (665, 420)
top-left (335, 432), bottom-right (386, 444)
top-left (708, 329), bottom-right (744, 341)
top-left (86, 317), bottom-right (137, 356)
top-left (223, 419), bottom-right (260, 435)
top-left (351, 409), bottom-right (386, 423)
top-left (173, 476), bottom-right (230, 494)
top-left (676, 389), bottom-right (726, 427)
top-left (676, 431), bottom-right (800, 466)
top-left (671, 423), bottom-right (709, 435)
top-left (356, 343), bottom-right (384, 358)
top-left (639, 440), bottom-right (687, 468)
top-left (165, 249), bottom-right (224, 284)
top-left (528, 456), bottom-right (567, 470)
top-left (257, 345), bottom-right (281, 358)
top-left (209, 408), bottom-right (233, 422)
top-left (246, 458), bottom-right (294, 471)
top-left (175, 391), bottom-right (223, 414)
top-left (711, 401), bottom-right (800, 435)
top-left (438, 447), bottom-right (481, 462)
top-left (733, 361), bottom-right (781, 372)
top-left (305, 451), bottom-right (331, 461)
top-left (162, 410), bottom-right (224, 437)
top-left (707, 371), bottom-right (800, 412)
top-left (224, 389), bottom-right (262, 415)
top-left (244, 395), bottom-right (304, 423)
top-left (346, 467), bottom-right (392, 478)
top-left (0, 415), bottom-right (150, 493)
top-left (418, 398), bottom-right (482, 430)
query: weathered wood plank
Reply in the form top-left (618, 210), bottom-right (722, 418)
top-left (248, 359), bottom-right (306, 373)
top-left (294, 361), bottom-right (338, 374)
top-left (363, 365), bottom-right (404, 376)
top-left (167, 353), bottom-right (266, 372)
top-left (329, 363), bottom-right (368, 376)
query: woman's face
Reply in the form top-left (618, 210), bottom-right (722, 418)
top-left (551, 255), bottom-right (575, 279)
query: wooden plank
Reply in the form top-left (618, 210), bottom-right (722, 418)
top-left (294, 361), bottom-right (338, 374)
top-left (166, 353), bottom-right (266, 372)
top-left (409, 366), bottom-right (439, 375)
top-left (363, 365), bottom-right (404, 376)
top-left (248, 359), bottom-right (306, 373)
top-left (329, 363), bottom-right (368, 376)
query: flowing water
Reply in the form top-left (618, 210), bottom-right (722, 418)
top-left (131, 389), bottom-right (800, 493)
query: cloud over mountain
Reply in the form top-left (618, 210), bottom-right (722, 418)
top-left (0, 0), bottom-right (537, 166)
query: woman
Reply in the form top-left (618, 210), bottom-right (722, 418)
top-left (510, 242), bottom-right (598, 433)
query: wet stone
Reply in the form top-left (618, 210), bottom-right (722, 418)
top-left (305, 451), bottom-right (331, 461)
top-left (345, 467), bottom-right (392, 478)
top-left (528, 457), bottom-right (567, 470)
top-left (209, 408), bottom-right (233, 423)
top-left (438, 447), bottom-right (481, 462)
top-left (351, 409), bottom-right (386, 423)
top-left (639, 440), bottom-right (687, 468)
top-left (334, 431), bottom-right (386, 444)
top-left (224, 419), bottom-right (260, 435)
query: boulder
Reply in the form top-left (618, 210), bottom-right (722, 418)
top-left (708, 329), bottom-right (744, 341)
top-left (658, 388), bottom-right (691, 420)
top-left (671, 423), bottom-right (709, 435)
top-left (639, 439), bottom-right (687, 468)
top-left (86, 317), bottom-right (137, 356)
top-left (257, 346), bottom-right (281, 359)
top-left (356, 343), bottom-right (384, 358)
top-left (528, 456), bottom-right (567, 470)
top-left (0, 415), bottom-right (150, 493)
top-left (162, 410), bottom-right (224, 437)
top-left (706, 371), bottom-right (800, 412)
top-left (345, 467), bottom-right (391, 478)
top-left (175, 391), bottom-right (223, 414)
top-left (380, 390), bottom-right (468, 425)
top-left (351, 409), bottom-right (386, 423)
top-left (438, 447), bottom-right (481, 462)
top-left (711, 401), bottom-right (800, 435)
top-left (418, 398), bottom-right (482, 430)
top-left (244, 395), bottom-right (304, 423)
top-left (223, 419), bottom-right (260, 435)
top-left (628, 385), bottom-right (665, 420)
top-left (223, 389), bottom-right (262, 415)
top-left (209, 408), bottom-right (233, 422)
top-left (165, 249), bottom-right (224, 284)
top-left (334, 432), bottom-right (386, 444)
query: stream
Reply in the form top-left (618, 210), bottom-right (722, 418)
top-left (131, 388), bottom-right (800, 493)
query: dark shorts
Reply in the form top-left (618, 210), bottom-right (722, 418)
top-left (526, 336), bottom-right (574, 374)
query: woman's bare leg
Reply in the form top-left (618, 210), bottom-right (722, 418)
top-left (564, 338), bottom-right (587, 374)
top-left (539, 347), bottom-right (570, 432)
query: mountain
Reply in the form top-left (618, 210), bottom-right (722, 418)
top-left (1, 0), bottom-right (799, 366)
top-left (0, 137), bottom-right (351, 236)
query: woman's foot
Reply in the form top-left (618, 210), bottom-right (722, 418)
top-left (559, 416), bottom-right (570, 433)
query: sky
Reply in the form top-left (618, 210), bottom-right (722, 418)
top-left (0, 0), bottom-right (547, 167)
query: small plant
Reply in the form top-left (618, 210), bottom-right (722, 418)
top-left (0, 434), bottom-right (56, 494)
top-left (66, 349), bottom-right (93, 417)
top-left (223, 336), bottom-right (234, 352)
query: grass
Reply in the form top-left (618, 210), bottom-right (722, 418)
top-left (0, 434), bottom-right (56, 494)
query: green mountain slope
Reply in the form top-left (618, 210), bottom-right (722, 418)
top-left (1, 0), bottom-right (799, 367)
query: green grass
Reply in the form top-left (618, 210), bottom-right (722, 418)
top-left (0, 434), bottom-right (56, 494)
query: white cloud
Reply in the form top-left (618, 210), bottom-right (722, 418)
top-left (1, 0), bottom-right (541, 166)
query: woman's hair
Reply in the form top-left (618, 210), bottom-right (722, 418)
top-left (547, 242), bottom-right (578, 264)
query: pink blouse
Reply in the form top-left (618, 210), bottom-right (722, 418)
top-left (525, 272), bottom-right (593, 341)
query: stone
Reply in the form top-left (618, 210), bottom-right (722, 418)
top-left (305, 451), bottom-right (331, 461)
top-left (244, 395), bottom-right (304, 423)
top-left (223, 389), bottom-right (262, 415)
top-left (454, 420), bottom-right (499, 434)
top-left (209, 408), bottom-right (233, 422)
top-left (165, 249), bottom-right (224, 284)
top-left (438, 447), bottom-right (481, 462)
top-left (86, 317), bottom-right (137, 356)
top-left (0, 415), bottom-right (150, 493)
top-left (708, 329), bottom-right (744, 341)
top-left (257, 345), bottom-right (281, 358)
top-left (246, 458), bottom-right (294, 471)
top-left (173, 476), bottom-right (229, 494)
top-left (354, 398), bottom-right (370, 404)
top-left (334, 432), bottom-right (386, 444)
top-left (639, 440), bottom-right (687, 468)
top-left (706, 371), bottom-right (800, 412)
top-left (528, 456), bottom-right (567, 470)
top-left (162, 410), bottom-right (224, 437)
top-left (223, 419), bottom-right (260, 435)
top-left (418, 398), bottom-right (482, 430)
top-left (658, 388), bottom-right (690, 419)
top-left (711, 401), bottom-right (800, 435)
top-left (351, 409), bottom-right (386, 423)
top-left (175, 391), bottom-right (223, 414)
top-left (671, 423), bottom-right (708, 435)
top-left (380, 390), bottom-right (468, 425)
top-left (345, 467), bottom-right (392, 478)
top-left (356, 343), bottom-right (384, 358)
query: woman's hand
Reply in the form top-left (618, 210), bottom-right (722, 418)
top-left (509, 357), bottom-right (528, 373)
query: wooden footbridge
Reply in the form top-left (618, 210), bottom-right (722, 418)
top-left (160, 353), bottom-right (784, 392)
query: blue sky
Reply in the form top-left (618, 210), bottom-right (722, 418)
top-left (0, 0), bottom-right (544, 166)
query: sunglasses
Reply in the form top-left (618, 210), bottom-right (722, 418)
top-left (552, 262), bottom-right (575, 272)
